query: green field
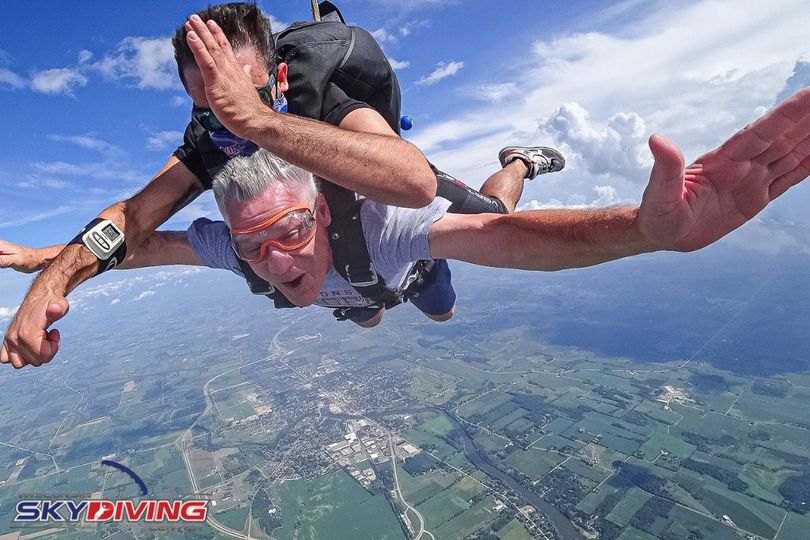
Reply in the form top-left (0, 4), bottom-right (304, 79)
top-left (215, 505), bottom-right (250, 532)
top-left (699, 483), bottom-right (784, 538)
top-left (433, 496), bottom-right (497, 539)
top-left (606, 488), bottom-right (650, 527)
top-left (637, 431), bottom-right (696, 460)
top-left (503, 447), bottom-right (564, 478)
top-left (497, 518), bottom-right (534, 540)
top-left (777, 510), bottom-right (810, 540)
top-left (272, 469), bottom-right (405, 540)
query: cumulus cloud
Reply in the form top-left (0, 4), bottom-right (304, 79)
top-left (417, 61), bottom-right (464, 86)
top-left (93, 36), bottom-right (177, 90)
top-left (135, 290), bottom-right (156, 301)
top-left (0, 68), bottom-right (25, 90)
top-left (146, 130), bottom-right (184, 151)
top-left (542, 102), bottom-right (652, 182)
top-left (776, 58), bottom-right (810, 105)
top-left (110, 298), bottom-right (121, 305)
top-left (31, 68), bottom-right (88, 95)
top-left (0, 306), bottom-right (19, 321)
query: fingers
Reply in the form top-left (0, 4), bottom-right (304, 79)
top-left (723, 88), bottom-right (810, 162)
top-left (767, 132), bottom-right (810, 181)
top-left (769, 154), bottom-right (810, 199)
top-left (0, 298), bottom-right (68, 370)
top-left (185, 20), bottom-right (217, 77)
top-left (644, 134), bottom-right (686, 206)
top-left (184, 16), bottom-right (237, 72)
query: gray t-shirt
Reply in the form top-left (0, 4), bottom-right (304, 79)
top-left (186, 198), bottom-right (451, 308)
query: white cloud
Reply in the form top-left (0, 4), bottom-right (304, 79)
top-left (134, 290), bottom-right (156, 301)
top-left (47, 135), bottom-right (122, 158)
top-left (32, 160), bottom-right (147, 184)
top-left (0, 306), bottom-right (18, 321)
top-left (412, 0), bottom-right (810, 239)
top-left (30, 68), bottom-right (88, 95)
top-left (146, 130), bottom-right (184, 151)
top-left (110, 298), bottom-right (121, 305)
top-left (417, 61), bottom-right (464, 86)
top-left (519, 185), bottom-right (623, 211)
top-left (542, 102), bottom-right (652, 182)
top-left (471, 83), bottom-right (517, 103)
top-left (0, 207), bottom-right (73, 229)
top-left (389, 58), bottom-right (410, 70)
top-left (77, 50), bottom-right (93, 64)
top-left (371, 28), bottom-right (396, 43)
top-left (776, 58), bottom-right (810, 104)
top-left (399, 20), bottom-right (430, 37)
top-left (16, 176), bottom-right (74, 190)
top-left (267, 13), bottom-right (289, 32)
top-left (0, 68), bottom-right (25, 90)
top-left (93, 36), bottom-right (177, 90)
top-left (171, 95), bottom-right (187, 108)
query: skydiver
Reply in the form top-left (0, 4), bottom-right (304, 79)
top-left (1, 2), bottom-right (561, 369)
top-left (3, 84), bottom-right (810, 367)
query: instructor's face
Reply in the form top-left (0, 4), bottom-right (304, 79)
top-left (226, 186), bottom-right (333, 307)
top-left (183, 47), bottom-right (269, 108)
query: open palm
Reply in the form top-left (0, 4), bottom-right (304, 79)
top-left (639, 88), bottom-right (810, 252)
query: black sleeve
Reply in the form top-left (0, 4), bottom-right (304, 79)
top-left (321, 82), bottom-right (372, 127)
top-left (173, 121), bottom-right (215, 190)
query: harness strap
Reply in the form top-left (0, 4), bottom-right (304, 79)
top-left (327, 200), bottom-right (401, 307)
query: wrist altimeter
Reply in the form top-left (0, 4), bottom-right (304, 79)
top-left (69, 218), bottom-right (127, 274)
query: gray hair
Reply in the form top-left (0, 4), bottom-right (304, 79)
top-left (212, 149), bottom-right (318, 220)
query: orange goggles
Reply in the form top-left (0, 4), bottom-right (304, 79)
top-left (230, 204), bottom-right (317, 262)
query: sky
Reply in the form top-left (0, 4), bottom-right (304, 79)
top-left (1, 0), bottom-right (810, 321)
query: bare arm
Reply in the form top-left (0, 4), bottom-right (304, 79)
top-left (0, 231), bottom-right (203, 273)
top-left (184, 15), bottom-right (435, 208)
top-left (429, 207), bottom-right (655, 271)
top-left (431, 88), bottom-right (810, 271)
top-left (1, 157), bottom-right (203, 368)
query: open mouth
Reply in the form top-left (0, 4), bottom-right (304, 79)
top-left (281, 275), bottom-right (305, 289)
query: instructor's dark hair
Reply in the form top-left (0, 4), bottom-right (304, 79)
top-left (172, 2), bottom-right (276, 88)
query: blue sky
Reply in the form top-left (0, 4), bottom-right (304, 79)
top-left (2, 0), bottom-right (810, 318)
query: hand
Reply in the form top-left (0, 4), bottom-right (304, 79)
top-left (1, 292), bottom-right (69, 369)
top-left (184, 14), bottom-right (268, 138)
top-left (638, 88), bottom-right (810, 252)
top-left (0, 240), bottom-right (41, 274)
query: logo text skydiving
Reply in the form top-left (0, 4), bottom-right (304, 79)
top-left (15, 500), bottom-right (208, 522)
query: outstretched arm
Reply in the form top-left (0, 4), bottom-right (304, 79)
top-left (0, 232), bottom-right (202, 274)
top-left (430, 88), bottom-right (810, 268)
top-left (183, 15), bottom-right (435, 208)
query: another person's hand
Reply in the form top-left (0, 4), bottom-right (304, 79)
top-left (638, 88), bottom-right (810, 252)
top-left (0, 240), bottom-right (42, 274)
top-left (184, 14), bottom-right (267, 138)
top-left (0, 291), bottom-right (69, 369)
